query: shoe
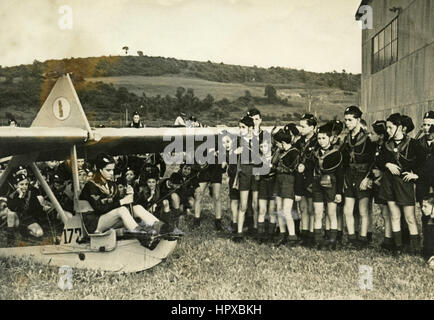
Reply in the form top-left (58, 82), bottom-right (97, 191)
top-left (380, 242), bottom-right (395, 253)
top-left (247, 227), bottom-right (257, 238)
top-left (273, 233), bottom-right (287, 247)
top-left (139, 224), bottom-right (158, 237)
top-left (367, 232), bottom-right (373, 244)
top-left (255, 232), bottom-right (266, 244)
top-left (215, 219), bottom-right (223, 231)
top-left (346, 238), bottom-right (360, 250)
top-left (326, 240), bottom-right (337, 251)
top-left (393, 246), bottom-right (404, 256)
top-left (408, 236), bottom-right (420, 256)
top-left (336, 231), bottom-right (343, 245)
top-left (232, 233), bottom-right (244, 243)
top-left (169, 227), bottom-right (185, 237)
top-left (299, 237), bottom-right (311, 247)
top-left (358, 239), bottom-right (369, 249)
top-left (287, 239), bottom-right (298, 248)
top-left (316, 240), bottom-right (324, 250)
top-left (154, 221), bottom-right (166, 234)
top-left (192, 218), bottom-right (201, 229)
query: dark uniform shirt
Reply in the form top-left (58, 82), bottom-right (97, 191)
top-left (314, 146), bottom-right (344, 194)
top-left (295, 134), bottom-right (319, 192)
top-left (377, 136), bottom-right (425, 175)
top-left (416, 135), bottom-right (434, 201)
top-left (417, 135), bottom-right (434, 162)
top-left (80, 176), bottom-right (122, 215)
top-left (341, 129), bottom-right (376, 168)
top-left (274, 147), bottom-right (303, 195)
top-left (128, 121), bottom-right (144, 128)
top-left (8, 187), bottom-right (45, 225)
top-left (135, 185), bottom-right (161, 213)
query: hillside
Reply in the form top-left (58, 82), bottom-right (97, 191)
top-left (84, 75), bottom-right (358, 126)
top-left (0, 55), bottom-right (360, 90)
top-left (0, 55), bottom-right (360, 127)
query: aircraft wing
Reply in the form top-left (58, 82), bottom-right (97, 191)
top-left (0, 126), bottom-right (278, 162)
top-left (3, 126), bottom-right (239, 161)
top-left (0, 127), bottom-right (89, 159)
top-left (77, 127), bottom-right (239, 157)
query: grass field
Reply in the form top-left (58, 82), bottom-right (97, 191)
top-left (0, 167), bottom-right (433, 300)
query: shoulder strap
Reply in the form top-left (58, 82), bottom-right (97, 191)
top-left (316, 148), bottom-right (341, 172)
top-left (279, 148), bottom-right (299, 172)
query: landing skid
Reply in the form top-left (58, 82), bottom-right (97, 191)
top-left (0, 238), bottom-right (178, 273)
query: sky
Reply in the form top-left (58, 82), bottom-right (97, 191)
top-left (0, 0), bottom-right (363, 73)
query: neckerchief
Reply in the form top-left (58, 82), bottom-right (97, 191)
top-left (90, 176), bottom-right (117, 198)
top-left (385, 135), bottom-right (413, 167)
top-left (345, 128), bottom-right (368, 163)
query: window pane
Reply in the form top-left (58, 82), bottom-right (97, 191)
top-left (373, 36), bottom-right (379, 53)
top-left (392, 40), bottom-right (398, 62)
top-left (385, 24), bottom-right (391, 45)
top-left (379, 31), bottom-right (384, 50)
top-left (384, 44), bottom-right (391, 66)
top-left (392, 19), bottom-right (398, 40)
top-left (379, 49), bottom-right (384, 70)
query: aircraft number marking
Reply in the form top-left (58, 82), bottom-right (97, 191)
top-left (63, 228), bottom-right (82, 244)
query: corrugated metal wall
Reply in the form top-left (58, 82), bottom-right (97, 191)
top-left (360, 0), bottom-right (434, 132)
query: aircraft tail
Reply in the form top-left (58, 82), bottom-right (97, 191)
top-left (31, 74), bottom-right (93, 138)
top-left (4, 74), bottom-right (93, 169)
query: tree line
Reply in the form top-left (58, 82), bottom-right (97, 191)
top-left (0, 55), bottom-right (360, 92)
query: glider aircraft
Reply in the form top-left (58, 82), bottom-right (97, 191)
top-left (0, 74), bottom-right (275, 272)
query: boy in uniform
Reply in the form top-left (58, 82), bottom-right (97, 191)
top-left (312, 122), bottom-right (344, 250)
top-left (341, 106), bottom-right (376, 248)
top-left (296, 114), bottom-right (319, 246)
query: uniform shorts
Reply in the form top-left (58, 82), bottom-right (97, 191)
top-left (258, 176), bottom-right (276, 200)
top-left (372, 181), bottom-right (387, 205)
top-left (344, 168), bottom-right (371, 199)
top-left (228, 175), bottom-right (240, 200)
top-left (197, 165), bottom-right (223, 184)
top-left (238, 164), bottom-right (259, 192)
top-left (312, 175), bottom-right (338, 203)
top-left (273, 174), bottom-right (295, 199)
top-left (379, 171), bottom-right (415, 206)
top-left (297, 172), bottom-right (313, 198)
top-left (229, 188), bottom-right (240, 200)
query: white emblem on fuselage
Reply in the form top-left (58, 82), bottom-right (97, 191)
top-left (53, 97), bottom-right (71, 120)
